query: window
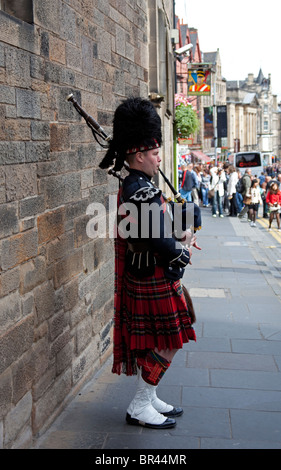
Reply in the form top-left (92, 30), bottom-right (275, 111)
top-left (264, 120), bottom-right (269, 131)
top-left (1, 0), bottom-right (33, 24)
top-left (236, 152), bottom-right (262, 169)
top-left (264, 105), bottom-right (268, 114)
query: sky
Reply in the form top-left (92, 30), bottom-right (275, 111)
top-left (175, 0), bottom-right (281, 101)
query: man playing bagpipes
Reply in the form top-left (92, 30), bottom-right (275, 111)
top-left (99, 97), bottom-right (202, 429)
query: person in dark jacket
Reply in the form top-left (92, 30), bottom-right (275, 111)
top-left (238, 169), bottom-right (252, 219)
top-left (180, 163), bottom-right (193, 201)
top-left (99, 97), bottom-right (202, 430)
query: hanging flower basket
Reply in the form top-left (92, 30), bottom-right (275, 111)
top-left (175, 94), bottom-right (199, 140)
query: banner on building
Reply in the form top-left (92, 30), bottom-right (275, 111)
top-left (204, 106), bottom-right (214, 138)
top-left (217, 105), bottom-right (227, 138)
top-left (188, 63), bottom-right (212, 96)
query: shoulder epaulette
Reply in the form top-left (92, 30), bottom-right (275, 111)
top-left (123, 174), bottom-right (161, 202)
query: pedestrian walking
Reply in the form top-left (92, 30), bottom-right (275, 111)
top-left (227, 165), bottom-right (238, 216)
top-left (191, 165), bottom-right (200, 206)
top-left (180, 163), bottom-right (193, 202)
top-left (248, 179), bottom-right (262, 227)
top-left (99, 97), bottom-right (202, 429)
top-left (266, 181), bottom-right (281, 231)
top-left (209, 166), bottom-right (226, 218)
top-left (238, 169), bottom-right (252, 219)
top-left (201, 168), bottom-right (211, 207)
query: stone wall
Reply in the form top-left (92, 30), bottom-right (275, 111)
top-left (0, 0), bottom-right (151, 448)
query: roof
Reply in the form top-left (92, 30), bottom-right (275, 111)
top-left (243, 92), bottom-right (257, 104)
top-left (203, 51), bottom-right (217, 64)
top-left (191, 150), bottom-right (210, 162)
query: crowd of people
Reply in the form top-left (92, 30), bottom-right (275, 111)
top-left (179, 161), bottom-right (281, 231)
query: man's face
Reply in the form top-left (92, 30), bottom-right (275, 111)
top-left (140, 148), bottom-right (162, 177)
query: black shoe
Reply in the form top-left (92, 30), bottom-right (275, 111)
top-left (163, 407), bottom-right (183, 417)
top-left (126, 412), bottom-right (176, 429)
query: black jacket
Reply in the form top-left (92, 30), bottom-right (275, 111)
top-left (118, 168), bottom-right (200, 280)
top-left (181, 170), bottom-right (193, 191)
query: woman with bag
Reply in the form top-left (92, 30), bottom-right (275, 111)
top-left (266, 181), bottom-right (281, 231)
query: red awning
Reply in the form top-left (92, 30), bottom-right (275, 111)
top-left (191, 150), bottom-right (210, 162)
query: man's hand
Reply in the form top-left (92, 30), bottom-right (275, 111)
top-left (181, 229), bottom-right (202, 251)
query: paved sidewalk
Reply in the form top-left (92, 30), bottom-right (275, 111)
top-left (34, 209), bottom-right (281, 449)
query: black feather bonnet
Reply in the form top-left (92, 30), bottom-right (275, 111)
top-left (99, 97), bottom-right (162, 171)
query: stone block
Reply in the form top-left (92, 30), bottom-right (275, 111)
top-left (78, 269), bottom-right (100, 300)
top-left (40, 31), bottom-right (49, 58)
top-left (56, 340), bottom-right (74, 375)
top-left (0, 42), bottom-right (4, 66)
top-left (4, 392), bottom-right (33, 446)
top-left (37, 207), bottom-right (66, 245)
top-left (40, 173), bottom-right (81, 209)
top-left (21, 292), bottom-right (35, 317)
top-left (2, 119), bottom-right (31, 141)
top-left (30, 121), bottom-right (50, 141)
top-left (0, 315), bottom-right (34, 375)
top-left (69, 303), bottom-right (86, 329)
top-left (65, 43), bottom-right (82, 71)
top-left (5, 164), bottom-right (37, 202)
top-left (49, 35), bottom-right (66, 64)
top-left (1, 230), bottom-right (38, 271)
top-left (16, 89), bottom-right (41, 119)
top-left (81, 169), bottom-right (93, 190)
top-left (46, 231), bottom-right (74, 265)
top-left (5, 47), bottom-right (31, 88)
top-left (50, 123), bottom-right (70, 152)
top-left (20, 256), bottom-right (47, 294)
top-left (0, 422), bottom-right (2, 449)
top-left (19, 195), bottom-right (45, 219)
top-left (0, 85), bottom-right (15, 105)
top-left (74, 214), bottom-right (91, 248)
top-left (34, 0), bottom-right (61, 34)
top-left (25, 142), bottom-right (50, 162)
top-left (12, 349), bottom-right (36, 405)
top-left (57, 88), bottom-right (81, 122)
top-left (82, 35), bottom-right (94, 77)
top-left (49, 311), bottom-right (67, 342)
top-left (0, 369), bottom-right (12, 419)
top-left (60, 2), bottom-right (76, 44)
top-left (0, 202), bottom-right (19, 239)
top-left (0, 267), bottom-right (20, 299)
top-left (115, 24), bottom-right (126, 57)
top-left (0, 142), bottom-right (25, 165)
top-left (49, 329), bottom-right (71, 360)
top-left (19, 217), bottom-right (35, 232)
top-left (72, 338), bottom-right (99, 385)
top-left (76, 143), bottom-right (98, 170)
top-left (54, 250), bottom-right (83, 288)
top-left (30, 55), bottom-right (45, 80)
top-left (63, 277), bottom-right (79, 312)
top-left (76, 316), bottom-right (92, 354)
top-left (0, 292), bottom-right (21, 332)
top-left (32, 368), bottom-right (72, 434)
top-left (34, 281), bottom-right (56, 325)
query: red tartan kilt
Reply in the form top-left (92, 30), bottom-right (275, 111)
top-left (120, 265), bottom-right (196, 352)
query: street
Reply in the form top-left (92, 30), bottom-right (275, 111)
top-left (34, 207), bottom-right (281, 450)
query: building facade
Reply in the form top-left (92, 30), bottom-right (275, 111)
top-left (226, 71), bottom-right (281, 164)
top-left (0, 0), bottom-right (175, 448)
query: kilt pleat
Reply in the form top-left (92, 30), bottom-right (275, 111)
top-left (112, 251), bottom-right (196, 376)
